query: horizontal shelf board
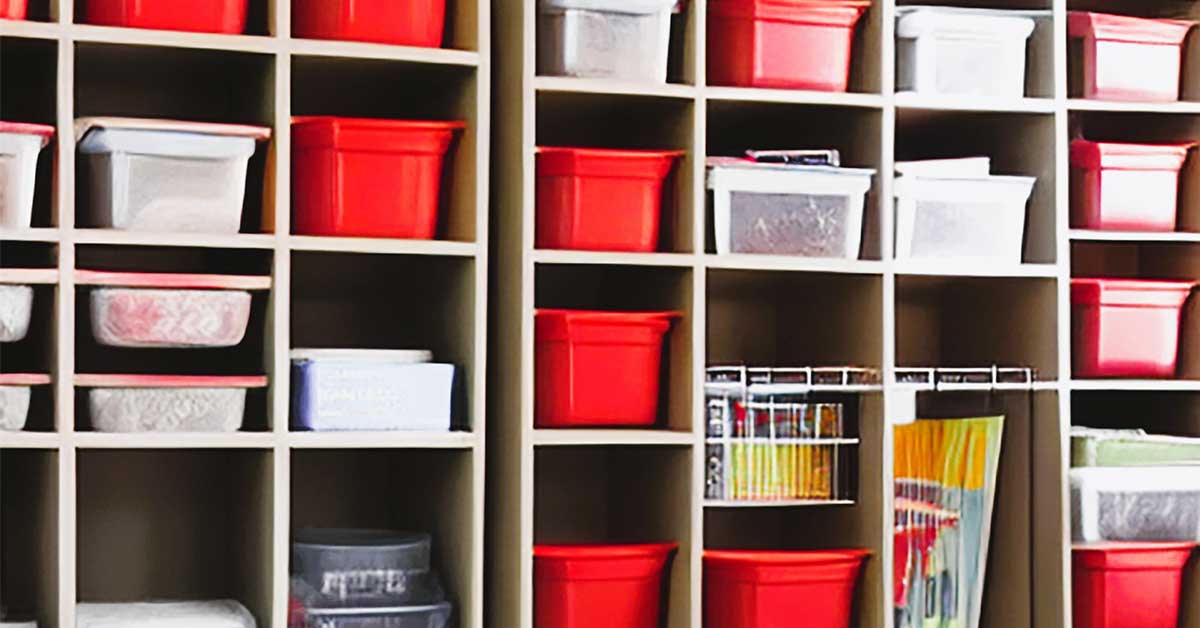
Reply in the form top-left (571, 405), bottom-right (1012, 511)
top-left (1069, 229), bottom-right (1200, 243)
top-left (894, 261), bottom-right (1060, 278)
top-left (0, 432), bottom-right (61, 449)
top-left (287, 431), bottom-right (478, 449)
top-left (71, 23), bottom-right (277, 54)
top-left (0, 18), bottom-right (60, 39)
top-left (1070, 379), bottom-right (1200, 392)
top-left (704, 499), bottom-right (856, 508)
top-left (71, 431), bottom-right (276, 448)
top-left (703, 86), bottom-right (884, 108)
top-left (533, 249), bottom-right (697, 267)
top-left (0, 268), bottom-right (58, 283)
top-left (1067, 99), bottom-right (1200, 114)
top-left (289, 235), bottom-right (478, 256)
top-left (0, 228), bottom-right (60, 242)
top-left (289, 38), bottom-right (480, 65)
top-left (534, 76), bottom-right (697, 100)
top-left (705, 437), bottom-right (860, 445)
top-left (532, 429), bottom-right (696, 447)
top-left (705, 254), bottom-right (884, 274)
top-left (895, 92), bottom-right (1055, 113)
top-left (72, 229), bottom-right (278, 249)
top-left (888, 380), bottom-right (1058, 392)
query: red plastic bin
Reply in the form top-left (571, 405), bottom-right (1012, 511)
top-left (292, 0), bottom-right (446, 47)
top-left (82, 0), bottom-right (248, 33)
top-left (1, 0), bottom-right (27, 19)
top-left (534, 543), bottom-right (677, 628)
top-left (535, 309), bottom-right (679, 428)
top-left (291, 117), bottom-right (464, 240)
top-left (1073, 543), bottom-right (1197, 628)
top-left (708, 0), bottom-right (870, 91)
top-left (536, 147), bottom-right (682, 252)
top-left (1068, 12), bottom-right (1196, 102)
top-left (1071, 278), bottom-right (1196, 378)
top-left (1070, 140), bottom-right (1195, 232)
top-left (704, 549), bottom-right (870, 628)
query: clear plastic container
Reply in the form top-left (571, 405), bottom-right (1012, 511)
top-left (0, 373), bottom-right (50, 432)
top-left (0, 284), bottom-right (34, 342)
top-left (1070, 466), bottom-right (1200, 542)
top-left (0, 122), bottom-right (54, 229)
top-left (77, 374), bottom-right (267, 433)
top-left (303, 603), bottom-right (452, 628)
top-left (293, 529), bottom-right (435, 606)
top-left (76, 600), bottom-right (256, 628)
top-left (896, 7), bottom-right (1037, 98)
top-left (537, 0), bottom-right (678, 82)
top-left (707, 158), bottom-right (875, 258)
top-left (76, 117), bottom-right (270, 233)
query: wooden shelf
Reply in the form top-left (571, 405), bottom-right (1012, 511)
top-left (704, 86), bottom-right (884, 108)
top-left (289, 235), bottom-right (479, 256)
top-left (895, 92), bottom-right (1056, 113)
top-left (531, 429), bottom-right (696, 447)
top-left (287, 430), bottom-right (479, 449)
top-left (71, 229), bottom-right (278, 249)
top-left (1069, 229), bottom-right (1200, 243)
top-left (532, 249), bottom-right (697, 267)
top-left (534, 75), bottom-right (697, 100)
top-left (289, 37), bottom-right (480, 65)
top-left (1067, 99), bottom-right (1200, 114)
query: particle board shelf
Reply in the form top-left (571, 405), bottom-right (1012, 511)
top-left (532, 249), bottom-right (698, 267)
top-left (1069, 229), bottom-right (1200, 243)
top-left (531, 429), bottom-right (697, 447)
top-left (286, 430), bottom-right (480, 449)
top-left (288, 37), bottom-right (481, 65)
top-left (704, 254), bottom-right (886, 274)
top-left (1067, 98), bottom-right (1200, 114)
top-left (1070, 379), bottom-right (1200, 392)
top-left (0, 228), bottom-right (61, 242)
top-left (533, 75), bottom-right (698, 100)
top-left (288, 235), bottom-right (480, 257)
top-left (894, 92), bottom-right (1057, 113)
top-left (70, 229), bottom-right (279, 249)
top-left (703, 86), bottom-right (885, 108)
top-left (69, 432), bottom-right (278, 449)
top-left (703, 499), bottom-right (858, 509)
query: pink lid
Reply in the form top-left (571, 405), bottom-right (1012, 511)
top-left (1071, 278), bottom-right (1196, 307)
top-left (75, 270), bottom-right (272, 290)
top-left (1068, 12), bottom-right (1196, 45)
top-left (75, 374), bottom-right (268, 388)
top-left (0, 373), bottom-right (52, 386)
top-left (75, 117), bottom-right (272, 143)
top-left (1071, 140), bottom-right (1194, 171)
top-left (0, 268), bottom-right (59, 285)
top-left (0, 122), bottom-right (55, 147)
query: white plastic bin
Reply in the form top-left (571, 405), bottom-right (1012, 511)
top-left (896, 7), bottom-right (1037, 98)
top-left (76, 374), bottom-right (268, 433)
top-left (1, 268), bottom-right (57, 343)
top-left (0, 122), bottom-right (54, 230)
top-left (1071, 466), bottom-right (1200, 542)
top-left (537, 0), bottom-right (676, 82)
top-left (76, 118), bottom-right (270, 233)
top-left (76, 601), bottom-right (256, 628)
top-left (291, 349), bottom-right (456, 432)
top-left (0, 373), bottom-right (51, 432)
top-left (707, 158), bottom-right (875, 258)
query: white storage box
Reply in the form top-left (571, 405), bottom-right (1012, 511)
top-left (897, 7), bottom-right (1037, 98)
top-left (1071, 466), bottom-right (1200, 542)
top-left (76, 600), bottom-right (256, 628)
top-left (707, 158), bottom-right (875, 258)
top-left (76, 118), bottom-right (270, 234)
top-left (0, 373), bottom-right (51, 432)
top-left (0, 268), bottom-right (57, 343)
top-left (0, 122), bottom-right (54, 230)
top-left (537, 0), bottom-right (677, 82)
top-left (291, 349), bottom-right (455, 432)
top-left (76, 374), bottom-right (267, 433)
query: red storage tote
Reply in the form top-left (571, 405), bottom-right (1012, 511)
top-left (704, 549), bottom-right (870, 628)
top-left (1071, 278), bottom-right (1195, 378)
top-left (708, 0), bottom-right (870, 91)
top-left (536, 147), bottom-right (682, 252)
top-left (1071, 140), bottom-right (1195, 232)
top-left (292, 0), bottom-right (447, 47)
top-left (535, 309), bottom-right (679, 428)
top-left (534, 543), bottom-right (677, 628)
top-left (82, 0), bottom-right (248, 33)
top-left (1, 0), bottom-right (27, 19)
top-left (292, 117), bottom-right (464, 240)
top-left (1068, 12), bottom-right (1196, 102)
top-left (1073, 543), bottom-right (1197, 628)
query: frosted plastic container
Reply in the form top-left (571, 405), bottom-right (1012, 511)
top-left (76, 118), bottom-right (270, 233)
top-left (0, 122), bottom-right (54, 229)
top-left (894, 170), bottom-right (1035, 265)
top-left (77, 374), bottom-right (267, 433)
top-left (77, 270), bottom-right (272, 348)
top-left (896, 7), bottom-right (1037, 97)
top-left (0, 284), bottom-right (33, 342)
top-left (293, 529), bottom-right (437, 606)
top-left (304, 604), bottom-right (452, 628)
top-left (1071, 466), bottom-right (1200, 543)
top-left (0, 374), bottom-right (50, 432)
top-left (1072, 427), bottom-right (1200, 467)
top-left (707, 158), bottom-right (875, 258)
top-left (537, 0), bottom-right (677, 82)
top-left (76, 601), bottom-right (256, 628)
top-left (0, 622), bottom-right (37, 628)
top-left (290, 349), bottom-right (455, 432)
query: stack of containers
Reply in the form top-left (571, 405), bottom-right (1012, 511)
top-left (1068, 12), bottom-right (1196, 102)
top-left (536, 0), bottom-right (682, 83)
top-left (1070, 278), bottom-right (1195, 379)
top-left (0, 268), bottom-right (54, 432)
top-left (0, 122), bottom-right (54, 229)
top-left (1070, 426), bottom-right (1200, 628)
top-left (1070, 139), bottom-right (1195, 233)
top-left (896, 7), bottom-right (1039, 98)
top-left (291, 528), bottom-right (452, 628)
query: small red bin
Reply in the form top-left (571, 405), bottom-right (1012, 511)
top-left (535, 309), bottom-right (679, 428)
top-left (536, 147), bottom-right (682, 252)
top-left (534, 543), bottom-right (677, 628)
top-left (83, 0), bottom-right (248, 33)
top-left (708, 0), bottom-right (870, 91)
top-left (705, 549), bottom-right (870, 628)
top-left (292, 0), bottom-right (447, 47)
top-left (1070, 140), bottom-right (1195, 232)
top-left (1073, 543), bottom-right (1197, 628)
top-left (1, 0), bottom-right (27, 19)
top-left (1068, 12), bottom-right (1196, 103)
top-left (291, 116), bottom-right (463, 240)
top-left (1071, 278), bottom-right (1195, 378)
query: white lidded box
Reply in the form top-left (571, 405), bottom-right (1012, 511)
top-left (291, 349), bottom-right (456, 432)
top-left (0, 373), bottom-right (51, 432)
top-left (707, 157), bottom-right (874, 258)
top-left (0, 122), bottom-right (54, 229)
top-left (537, 0), bottom-right (678, 82)
top-left (76, 270), bottom-right (271, 349)
top-left (76, 117), bottom-right (270, 233)
top-left (76, 600), bottom-right (256, 628)
top-left (896, 6), bottom-right (1037, 98)
top-left (1071, 466), bottom-right (1200, 543)
top-left (0, 268), bottom-right (56, 343)
top-left (76, 374), bottom-right (268, 433)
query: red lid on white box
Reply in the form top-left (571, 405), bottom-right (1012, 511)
top-left (1073, 542), bottom-right (1197, 570)
top-left (709, 0), bottom-right (870, 25)
top-left (0, 122), bottom-right (55, 147)
top-left (1071, 278), bottom-right (1196, 308)
top-left (1070, 140), bottom-right (1195, 171)
top-left (74, 117), bottom-right (272, 143)
top-left (1068, 12), bottom-right (1195, 45)
top-left (0, 268), bottom-right (59, 285)
top-left (75, 270), bottom-right (272, 290)
top-left (0, 373), bottom-right (52, 386)
top-left (74, 374), bottom-right (268, 388)
top-left (537, 147), bottom-right (684, 179)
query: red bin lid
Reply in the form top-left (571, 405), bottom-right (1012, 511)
top-left (535, 542), bottom-right (679, 560)
top-left (705, 549), bottom-right (871, 584)
top-left (1070, 140), bottom-right (1195, 171)
top-left (0, 122), bottom-right (55, 146)
top-left (1073, 542), bottom-right (1197, 570)
top-left (1068, 11), bottom-right (1196, 45)
top-left (709, 0), bottom-right (870, 26)
top-left (536, 146), bottom-right (683, 179)
top-left (293, 116), bottom-right (465, 152)
top-left (1071, 278), bottom-right (1196, 308)
top-left (534, 543), bottom-right (678, 581)
top-left (704, 549), bottom-right (871, 566)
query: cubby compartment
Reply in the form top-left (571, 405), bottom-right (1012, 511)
top-left (73, 0), bottom-right (272, 36)
top-left (1, 242), bottom-right (57, 432)
top-left (76, 449), bottom-right (273, 624)
top-left (1, 38), bottom-right (58, 230)
top-left (1, 449), bottom-right (58, 628)
top-left (534, 445), bottom-right (692, 628)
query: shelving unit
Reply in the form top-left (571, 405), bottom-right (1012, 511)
top-left (0, 1), bottom-right (489, 627)
top-left (489, 2), bottom-right (1198, 628)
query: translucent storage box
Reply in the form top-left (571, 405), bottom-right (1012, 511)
top-left (76, 600), bottom-right (256, 628)
top-left (1070, 140), bottom-right (1194, 232)
top-left (1070, 466), bottom-right (1200, 542)
top-left (537, 0), bottom-right (678, 82)
top-left (0, 268), bottom-right (56, 342)
top-left (707, 158), bottom-right (875, 258)
top-left (0, 122), bottom-right (54, 229)
top-left (76, 373), bottom-right (268, 433)
top-left (76, 118), bottom-right (270, 233)
top-left (290, 350), bottom-right (455, 432)
top-left (303, 603), bottom-right (452, 628)
top-left (896, 7), bottom-right (1037, 98)
top-left (0, 373), bottom-right (50, 432)
top-left (1072, 427), bottom-right (1200, 467)
top-left (77, 270), bottom-right (271, 349)
top-left (1068, 12), bottom-right (1196, 102)
top-left (293, 529), bottom-right (434, 606)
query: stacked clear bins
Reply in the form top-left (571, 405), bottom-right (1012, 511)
top-left (0, 268), bottom-right (55, 432)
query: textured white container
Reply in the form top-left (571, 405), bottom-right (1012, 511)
top-left (897, 7), bottom-right (1037, 98)
top-left (0, 123), bottom-right (54, 229)
top-left (0, 373), bottom-right (51, 432)
top-left (76, 601), bottom-right (256, 628)
top-left (894, 173), bottom-right (1034, 265)
top-left (0, 284), bottom-right (34, 342)
top-left (708, 160), bottom-right (875, 258)
top-left (1071, 466), bottom-right (1200, 543)
top-left (537, 0), bottom-right (676, 82)
top-left (77, 374), bottom-right (267, 433)
top-left (76, 118), bottom-right (270, 233)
